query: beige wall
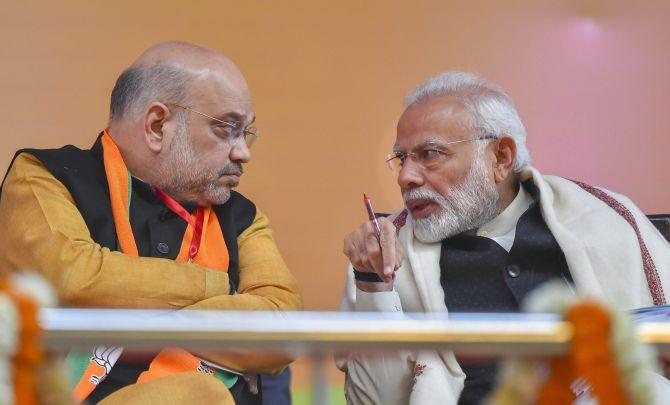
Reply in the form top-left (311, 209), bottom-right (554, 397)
top-left (2, 1), bottom-right (669, 309)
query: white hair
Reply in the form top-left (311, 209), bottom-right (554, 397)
top-left (404, 72), bottom-right (531, 172)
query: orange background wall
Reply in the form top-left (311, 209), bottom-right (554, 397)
top-left (2, 1), bottom-right (669, 310)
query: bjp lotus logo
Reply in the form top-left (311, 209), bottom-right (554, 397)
top-left (88, 346), bottom-right (124, 385)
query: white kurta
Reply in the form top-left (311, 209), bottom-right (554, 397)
top-left (339, 167), bottom-right (670, 404)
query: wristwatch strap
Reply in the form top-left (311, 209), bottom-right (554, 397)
top-left (353, 268), bottom-right (384, 282)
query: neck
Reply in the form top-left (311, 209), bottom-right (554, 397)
top-left (496, 175), bottom-right (519, 213)
top-left (107, 124), bottom-right (155, 184)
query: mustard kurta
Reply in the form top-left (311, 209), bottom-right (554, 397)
top-left (0, 153), bottom-right (302, 400)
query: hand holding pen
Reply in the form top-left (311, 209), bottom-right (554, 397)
top-left (342, 193), bottom-right (404, 288)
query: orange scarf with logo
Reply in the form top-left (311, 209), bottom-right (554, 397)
top-left (73, 131), bottom-right (230, 402)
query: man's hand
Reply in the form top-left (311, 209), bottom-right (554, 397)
top-left (343, 218), bottom-right (403, 292)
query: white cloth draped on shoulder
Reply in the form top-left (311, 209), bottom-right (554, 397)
top-left (338, 166), bottom-right (670, 404)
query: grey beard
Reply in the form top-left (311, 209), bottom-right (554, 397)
top-left (404, 151), bottom-right (502, 243)
top-left (151, 121), bottom-right (240, 205)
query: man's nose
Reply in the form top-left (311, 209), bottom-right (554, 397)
top-left (397, 159), bottom-right (425, 190)
top-left (230, 139), bottom-right (252, 163)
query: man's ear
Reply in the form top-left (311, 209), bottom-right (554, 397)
top-left (492, 135), bottom-right (517, 184)
top-left (143, 103), bottom-right (170, 154)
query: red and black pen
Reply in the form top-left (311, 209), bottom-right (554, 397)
top-left (363, 193), bottom-right (382, 242)
top-left (364, 193), bottom-right (396, 279)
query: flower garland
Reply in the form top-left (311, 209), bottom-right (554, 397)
top-left (0, 277), bottom-right (42, 405)
top-left (0, 290), bottom-right (19, 405)
top-left (489, 281), bottom-right (659, 405)
top-left (11, 291), bottom-right (41, 405)
top-left (1, 272), bottom-right (66, 405)
top-left (537, 301), bottom-right (629, 405)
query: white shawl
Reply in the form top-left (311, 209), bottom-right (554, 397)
top-left (340, 167), bottom-right (670, 404)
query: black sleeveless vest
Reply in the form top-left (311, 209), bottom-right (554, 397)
top-left (1, 134), bottom-right (259, 293)
top-left (440, 180), bottom-right (573, 405)
top-left (1, 134), bottom-right (261, 403)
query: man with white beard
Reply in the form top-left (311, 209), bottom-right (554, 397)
top-left (339, 72), bottom-right (670, 404)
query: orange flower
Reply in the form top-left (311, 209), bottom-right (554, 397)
top-left (1, 278), bottom-right (43, 405)
top-left (538, 300), bottom-right (630, 405)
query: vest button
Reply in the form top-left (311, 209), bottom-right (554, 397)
top-left (157, 242), bottom-right (169, 255)
top-left (506, 264), bottom-right (521, 278)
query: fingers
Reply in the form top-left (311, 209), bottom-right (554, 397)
top-left (344, 221), bottom-right (382, 275)
top-left (379, 220), bottom-right (396, 278)
top-left (344, 225), bottom-right (368, 271)
top-left (343, 227), bottom-right (366, 272)
top-left (363, 228), bottom-right (384, 276)
top-left (343, 218), bottom-right (401, 281)
top-left (394, 236), bottom-right (404, 271)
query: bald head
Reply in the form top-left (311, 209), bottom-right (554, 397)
top-left (106, 41), bottom-right (255, 206)
top-left (109, 41), bottom-right (249, 123)
top-left (133, 41), bottom-right (237, 70)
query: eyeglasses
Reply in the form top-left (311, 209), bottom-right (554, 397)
top-left (167, 103), bottom-right (259, 148)
top-left (386, 135), bottom-right (498, 175)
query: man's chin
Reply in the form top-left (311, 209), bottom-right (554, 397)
top-left (412, 216), bottom-right (443, 243)
top-left (411, 213), bottom-right (465, 243)
top-left (202, 187), bottom-right (232, 206)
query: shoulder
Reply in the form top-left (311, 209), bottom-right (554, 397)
top-left (542, 173), bottom-right (640, 212)
top-left (529, 169), bottom-right (653, 236)
top-left (523, 167), bottom-right (634, 211)
top-left (16, 144), bottom-right (91, 168)
top-left (3, 145), bottom-right (98, 186)
top-left (27, 145), bottom-right (99, 177)
top-left (10, 152), bottom-right (50, 175)
top-left (1, 151), bottom-right (73, 195)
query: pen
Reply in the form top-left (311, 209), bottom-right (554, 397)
top-left (363, 193), bottom-right (382, 242)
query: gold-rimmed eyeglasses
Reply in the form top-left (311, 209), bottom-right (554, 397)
top-left (167, 103), bottom-right (259, 148)
top-left (386, 135), bottom-right (498, 176)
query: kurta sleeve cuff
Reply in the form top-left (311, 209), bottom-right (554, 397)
top-left (355, 289), bottom-right (403, 313)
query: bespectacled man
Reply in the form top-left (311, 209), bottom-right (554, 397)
top-left (339, 72), bottom-right (670, 404)
top-left (0, 41), bottom-right (301, 404)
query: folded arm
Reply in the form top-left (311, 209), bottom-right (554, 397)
top-left (0, 154), bottom-right (300, 310)
top-left (189, 209), bottom-right (302, 373)
top-left (0, 153), bottom-right (233, 308)
top-left (0, 153), bottom-right (301, 372)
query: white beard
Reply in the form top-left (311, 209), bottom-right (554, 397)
top-left (404, 148), bottom-right (502, 243)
